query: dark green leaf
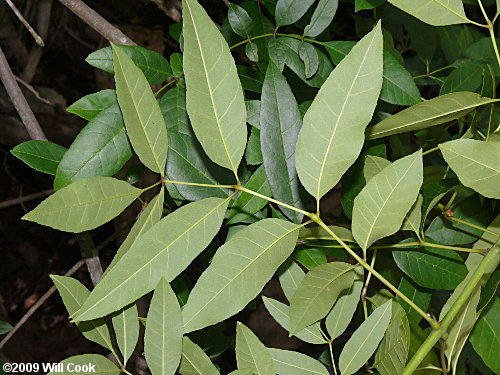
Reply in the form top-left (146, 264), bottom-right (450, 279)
top-left (245, 127), bottom-right (263, 165)
top-left (228, 165), bottom-right (271, 224)
top-left (260, 62), bottom-right (305, 222)
top-left (381, 51), bottom-right (421, 106)
top-left (304, 0), bottom-right (338, 37)
top-left (470, 298), bottom-right (500, 374)
top-left (0, 321), bottom-right (12, 335)
top-left (159, 85), bottom-right (191, 135)
top-left (440, 64), bottom-right (483, 94)
top-left (67, 89), bottom-right (118, 121)
top-left (397, 277), bottom-right (431, 323)
top-left (420, 178), bottom-right (459, 228)
top-left (275, 0), bottom-right (315, 26)
top-left (11, 140), bottom-right (67, 175)
top-left (298, 43), bottom-right (319, 78)
top-left (355, 0), bottom-right (386, 12)
top-left (54, 105), bottom-right (132, 190)
top-left (245, 100), bottom-right (260, 128)
top-left (86, 45), bottom-right (171, 84)
top-left (392, 241), bottom-right (468, 289)
top-left (228, 4), bottom-right (253, 37)
top-left (171, 53), bottom-right (183, 77)
top-left (245, 42), bottom-right (259, 62)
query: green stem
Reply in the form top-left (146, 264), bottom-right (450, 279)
top-left (488, 25), bottom-right (500, 68)
top-left (229, 33), bottom-right (275, 49)
top-left (154, 77), bottom-right (181, 97)
top-left (236, 185), bottom-right (313, 217)
top-left (312, 217), bottom-right (440, 329)
top-left (443, 189), bottom-right (459, 211)
top-left (413, 65), bottom-right (454, 79)
top-left (328, 340), bottom-right (338, 375)
top-left (420, 241), bottom-right (485, 254)
top-left (444, 215), bottom-right (500, 238)
top-left (361, 249), bottom-right (377, 319)
top-left (422, 146), bottom-right (440, 156)
top-left (162, 178), bottom-right (235, 190)
top-left (401, 244), bottom-right (500, 375)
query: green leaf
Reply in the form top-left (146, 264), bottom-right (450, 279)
top-left (279, 259), bottom-right (305, 302)
top-left (325, 267), bottom-right (364, 340)
top-left (295, 23), bottom-right (383, 201)
top-left (304, 0), bottom-right (339, 37)
top-left (183, 0), bottom-right (247, 174)
top-left (322, 41), bottom-right (356, 64)
top-left (171, 53), bottom-right (183, 77)
top-left (299, 43), bottom-right (319, 78)
top-left (245, 127), bottom-right (263, 165)
top-left (392, 241), bottom-right (468, 289)
top-left (440, 139), bottom-right (500, 199)
top-left (470, 298), bottom-right (500, 374)
top-left (420, 178), bottom-right (459, 228)
top-left (352, 150), bottom-right (423, 251)
top-left (275, 0), bottom-right (315, 26)
top-left (166, 132), bottom-right (234, 201)
top-left (245, 100), bottom-right (261, 128)
top-left (245, 42), bottom-right (259, 62)
top-left (228, 165), bottom-right (271, 224)
top-left (11, 140), bottom-right (67, 175)
top-left (260, 62), bottom-right (304, 222)
top-left (144, 278), bottom-right (183, 375)
top-left (355, 0), bottom-right (385, 12)
top-left (86, 45), bottom-right (171, 84)
top-left (23, 177), bottom-right (142, 233)
top-left (262, 297), bottom-right (326, 344)
top-left (182, 219), bottom-right (300, 333)
top-left (440, 64), bottom-right (483, 95)
top-left (438, 25), bottom-right (477, 64)
top-left (179, 337), bottom-right (220, 375)
top-left (363, 155), bottom-right (391, 182)
top-left (236, 322), bottom-right (275, 375)
top-left (373, 301), bottom-right (410, 375)
top-left (0, 321), bottom-right (12, 335)
top-left (104, 190), bottom-right (164, 275)
top-left (396, 277), bottom-right (431, 323)
top-left (386, 0), bottom-right (468, 26)
top-left (381, 51), bottom-right (421, 106)
top-left (50, 275), bottom-right (112, 350)
top-left (111, 303), bottom-right (139, 364)
top-left (294, 246), bottom-right (326, 269)
top-left (66, 89), bottom-right (118, 121)
top-left (367, 92), bottom-right (499, 139)
top-left (228, 4), bottom-right (253, 38)
top-left (401, 194), bottom-right (423, 236)
top-left (339, 300), bottom-right (392, 375)
top-left (269, 348), bottom-right (329, 375)
top-left (112, 44), bottom-right (168, 174)
top-left (48, 354), bottom-right (120, 375)
top-left (73, 197), bottom-right (230, 321)
top-left (289, 261), bottom-right (355, 334)
top-left (159, 85), bottom-right (191, 135)
top-left (228, 370), bottom-right (253, 375)
top-left (54, 105), bottom-right (132, 190)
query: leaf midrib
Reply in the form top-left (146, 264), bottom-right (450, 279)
top-left (75, 197), bottom-right (229, 320)
top-left (184, 0), bottom-right (237, 174)
top-left (315, 29), bottom-right (378, 200)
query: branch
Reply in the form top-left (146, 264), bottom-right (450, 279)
top-left (402, 243), bottom-right (500, 375)
top-left (0, 189), bottom-right (53, 210)
top-left (4, 0), bottom-right (45, 46)
top-left (57, 0), bottom-right (136, 45)
top-left (0, 45), bottom-right (47, 141)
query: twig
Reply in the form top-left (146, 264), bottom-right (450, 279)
top-left (0, 189), bottom-right (53, 210)
top-left (4, 0), bottom-right (45, 47)
top-left (150, 0), bottom-right (181, 22)
top-left (14, 76), bottom-right (53, 106)
top-left (20, 0), bottom-right (53, 83)
top-left (0, 45), bottom-right (47, 141)
top-left (0, 259), bottom-right (86, 350)
top-left (57, 0), bottom-right (136, 45)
